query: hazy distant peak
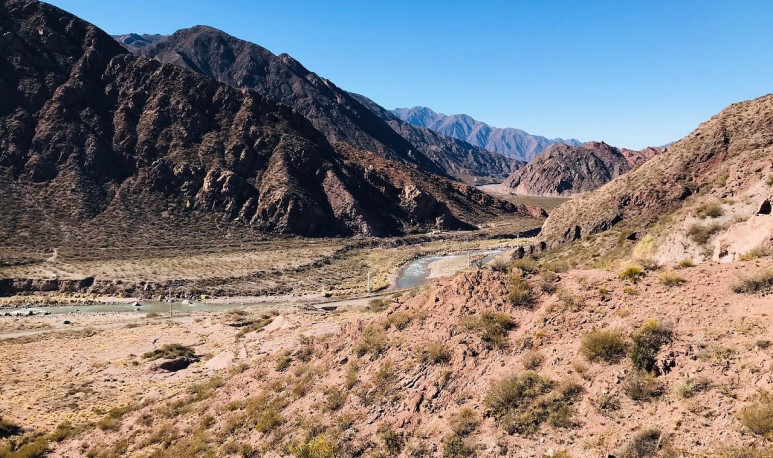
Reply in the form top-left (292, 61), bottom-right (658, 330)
top-left (392, 106), bottom-right (581, 161)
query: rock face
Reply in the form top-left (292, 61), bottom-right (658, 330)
top-left (115, 26), bottom-right (520, 182)
top-left (0, 0), bottom-right (527, 247)
top-left (503, 141), bottom-right (661, 196)
top-left (392, 106), bottom-right (581, 161)
top-left (540, 94), bottom-right (773, 246)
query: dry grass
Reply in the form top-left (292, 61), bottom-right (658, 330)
top-left (354, 325), bottom-right (388, 357)
top-left (629, 320), bottom-right (673, 373)
top-left (733, 268), bottom-right (773, 294)
top-left (740, 390), bottom-right (773, 437)
top-left (658, 271), bottom-right (686, 286)
top-left (695, 202), bottom-right (724, 219)
top-left (507, 273), bottom-right (535, 307)
top-left (619, 266), bottom-right (645, 283)
top-left (687, 222), bottom-right (723, 245)
top-left (581, 330), bottom-right (628, 363)
top-left (142, 343), bottom-right (196, 361)
top-left (419, 341), bottom-right (451, 364)
top-left (461, 312), bottom-right (516, 349)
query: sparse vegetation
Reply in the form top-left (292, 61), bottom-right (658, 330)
top-left (618, 428), bottom-right (663, 458)
top-left (441, 433), bottom-right (476, 458)
top-left (385, 311), bottom-right (413, 330)
top-left (658, 271), bottom-right (686, 286)
top-left (521, 350), bottom-right (545, 370)
top-left (489, 259), bottom-right (510, 273)
top-left (677, 377), bottom-right (711, 399)
top-left (354, 324), bottom-right (388, 357)
top-left (288, 434), bottom-right (337, 458)
top-left (276, 351), bottom-right (293, 372)
top-left (449, 408), bottom-right (479, 437)
top-left (739, 246), bottom-right (773, 261)
top-left (511, 258), bottom-right (539, 275)
top-left (733, 268), bottom-right (773, 294)
top-left (629, 320), bottom-right (673, 373)
top-left (581, 330), bottom-right (627, 363)
top-left (420, 341), bottom-right (451, 364)
top-left (687, 222), bottom-right (723, 245)
top-left (740, 390), bottom-right (773, 437)
top-left (695, 202), bottom-right (724, 219)
top-left (461, 312), bottom-right (516, 349)
top-left (678, 259), bottom-right (695, 268)
top-left (324, 386), bottom-right (347, 411)
top-left (142, 343), bottom-right (196, 361)
top-left (366, 298), bottom-right (389, 313)
top-left (624, 371), bottom-right (663, 401)
top-left (507, 274), bottom-right (534, 307)
top-left (619, 266), bottom-right (645, 284)
top-left (484, 371), bottom-right (583, 436)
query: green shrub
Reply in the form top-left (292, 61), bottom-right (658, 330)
top-left (484, 371), bottom-right (582, 436)
top-left (687, 223), bottom-right (723, 244)
top-left (677, 377), bottom-right (711, 399)
top-left (507, 274), bottom-right (534, 307)
top-left (619, 266), bottom-right (645, 283)
top-left (580, 330), bottom-right (628, 363)
top-left (629, 320), bottom-right (673, 373)
top-left (442, 433), bottom-right (475, 458)
top-left (733, 269), bottom-right (773, 294)
top-left (461, 312), bottom-right (516, 349)
top-left (354, 324), bottom-right (388, 357)
top-left (142, 343), bottom-right (196, 360)
top-left (740, 390), bottom-right (773, 437)
top-left (695, 202), bottom-right (724, 219)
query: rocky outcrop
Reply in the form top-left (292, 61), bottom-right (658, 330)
top-left (392, 106), bottom-right (581, 161)
top-left (0, 0), bottom-right (528, 248)
top-left (539, 94), bottom-right (773, 247)
top-left (116, 26), bottom-right (520, 182)
top-left (503, 141), bottom-right (661, 196)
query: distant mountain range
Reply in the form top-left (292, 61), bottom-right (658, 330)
top-left (392, 106), bottom-right (582, 162)
top-left (113, 28), bottom-right (521, 183)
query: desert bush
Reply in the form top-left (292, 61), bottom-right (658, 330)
top-left (324, 386), bottom-right (347, 411)
top-left (629, 320), bottom-right (673, 373)
top-left (275, 351), bottom-right (293, 372)
top-left (145, 311), bottom-right (160, 318)
top-left (757, 339), bottom-right (772, 349)
top-left (677, 377), bottom-right (711, 399)
top-left (733, 269), bottom-right (773, 294)
top-left (489, 259), bottom-right (510, 273)
top-left (0, 417), bottom-right (21, 438)
top-left (658, 271), bottom-right (686, 286)
top-left (441, 433), bottom-right (475, 458)
top-left (461, 312), bottom-right (516, 349)
top-left (288, 434), bottom-right (337, 458)
top-left (618, 428), bottom-right (662, 458)
top-left (522, 350), bottom-right (545, 370)
top-left (507, 274), bottom-right (534, 307)
top-left (49, 421), bottom-right (78, 442)
top-left (623, 371), bottom-right (663, 401)
top-left (420, 341), bottom-right (451, 364)
top-left (484, 371), bottom-right (582, 436)
top-left (538, 271), bottom-right (557, 294)
top-left (511, 258), bottom-right (539, 275)
top-left (0, 434), bottom-right (49, 458)
top-left (714, 445), bottom-right (773, 457)
top-left (581, 330), bottom-right (628, 363)
top-left (687, 223), bottom-right (723, 244)
top-left (740, 390), bottom-right (773, 437)
top-left (557, 288), bottom-right (580, 312)
top-left (593, 392), bottom-right (621, 415)
top-left (345, 362), bottom-right (359, 389)
top-left (449, 408), bottom-right (479, 437)
top-left (142, 343), bottom-right (196, 360)
top-left (385, 311), bottom-right (413, 330)
top-left (354, 325), bottom-right (388, 357)
top-left (678, 259), bottom-right (695, 268)
top-left (367, 298), bottom-right (389, 312)
top-left (619, 266), bottom-right (645, 283)
top-left (739, 246), bottom-right (773, 261)
top-left (695, 202), bottom-right (724, 219)
top-left (188, 376), bottom-right (224, 402)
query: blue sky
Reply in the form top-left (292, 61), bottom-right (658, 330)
top-left (48, 0), bottom-right (773, 149)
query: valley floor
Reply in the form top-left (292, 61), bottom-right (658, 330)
top-left (2, 252), bottom-right (772, 456)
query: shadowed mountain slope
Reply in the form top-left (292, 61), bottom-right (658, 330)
top-left (0, 0), bottom-right (529, 248)
top-left (117, 26), bottom-right (520, 182)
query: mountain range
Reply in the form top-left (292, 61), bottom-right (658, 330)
top-left (392, 106), bottom-right (582, 162)
top-left (113, 27), bottom-right (522, 183)
top-left (0, 0), bottom-right (532, 248)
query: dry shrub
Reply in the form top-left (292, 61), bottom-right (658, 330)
top-left (658, 271), bottom-right (686, 286)
top-left (624, 371), bottom-right (663, 401)
top-left (507, 274), bottom-right (535, 307)
top-left (449, 408), bottom-right (479, 437)
top-left (678, 259), bottom-right (695, 268)
top-left (354, 324), bottom-right (388, 357)
top-left (511, 258), bottom-right (539, 275)
top-left (288, 434), bottom-right (337, 458)
top-left (142, 343), bottom-right (196, 361)
top-left (619, 266), bottom-right (645, 283)
top-left (677, 377), bottom-right (711, 399)
top-left (461, 312), bottom-right (516, 349)
top-left (695, 202), bottom-right (724, 219)
top-left (385, 311), bottom-right (413, 330)
top-left (441, 433), bottom-right (475, 458)
top-left (733, 268), bottom-right (773, 294)
top-left (629, 320), bottom-right (673, 373)
top-left (687, 223), bottom-right (723, 245)
top-left (740, 390), bottom-right (773, 437)
top-left (522, 350), bottom-right (545, 370)
top-left (581, 330), bottom-right (627, 363)
top-left (739, 246), bottom-right (773, 261)
top-left (618, 428), bottom-right (662, 458)
top-left (420, 341), bottom-right (451, 364)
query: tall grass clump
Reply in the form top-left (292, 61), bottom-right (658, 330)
top-left (581, 330), bottom-right (628, 363)
top-left (629, 320), bottom-right (673, 373)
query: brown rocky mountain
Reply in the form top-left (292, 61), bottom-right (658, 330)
top-left (116, 26), bottom-right (521, 183)
top-left (538, 94), bottom-right (773, 259)
top-left (503, 141), bottom-right (661, 196)
top-left (0, 0), bottom-right (529, 248)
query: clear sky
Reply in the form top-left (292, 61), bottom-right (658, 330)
top-left (47, 0), bottom-right (773, 149)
